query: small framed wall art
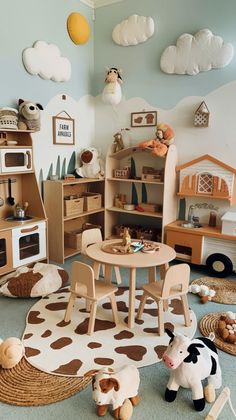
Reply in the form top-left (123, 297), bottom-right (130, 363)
top-left (53, 111), bottom-right (75, 145)
top-left (131, 111), bottom-right (157, 127)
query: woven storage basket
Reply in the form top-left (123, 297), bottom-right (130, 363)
top-left (64, 195), bottom-right (84, 217)
top-left (0, 108), bottom-right (18, 130)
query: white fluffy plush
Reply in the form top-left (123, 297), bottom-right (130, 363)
top-left (160, 29), bottom-right (234, 75)
top-left (112, 14), bottom-right (155, 46)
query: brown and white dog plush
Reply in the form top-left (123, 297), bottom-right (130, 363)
top-left (87, 365), bottom-right (140, 419)
top-left (75, 147), bottom-right (105, 179)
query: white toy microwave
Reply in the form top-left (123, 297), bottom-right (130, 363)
top-left (0, 148), bottom-right (33, 173)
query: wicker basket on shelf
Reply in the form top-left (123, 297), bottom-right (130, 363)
top-left (0, 108), bottom-right (18, 130)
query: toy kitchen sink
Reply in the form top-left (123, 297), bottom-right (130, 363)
top-left (165, 220), bottom-right (236, 277)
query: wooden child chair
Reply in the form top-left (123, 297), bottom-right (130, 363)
top-left (81, 228), bottom-right (122, 284)
top-left (136, 263), bottom-right (191, 336)
top-left (64, 261), bottom-right (119, 335)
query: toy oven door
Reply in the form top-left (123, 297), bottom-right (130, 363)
top-left (12, 221), bottom-right (46, 268)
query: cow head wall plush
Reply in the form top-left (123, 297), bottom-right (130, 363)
top-left (162, 329), bottom-right (222, 412)
top-left (0, 337), bottom-right (24, 369)
top-left (18, 99), bottom-right (43, 131)
top-left (75, 147), bottom-right (105, 179)
top-left (86, 365), bottom-right (140, 419)
top-left (102, 67), bottom-right (123, 105)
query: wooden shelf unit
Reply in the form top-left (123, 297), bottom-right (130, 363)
top-left (44, 178), bottom-right (105, 263)
top-left (105, 144), bottom-right (178, 242)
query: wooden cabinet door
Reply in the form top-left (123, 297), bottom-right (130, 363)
top-left (166, 230), bottom-right (203, 264)
top-left (0, 230), bottom-right (13, 274)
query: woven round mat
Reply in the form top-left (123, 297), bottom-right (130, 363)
top-left (199, 312), bottom-right (236, 356)
top-left (191, 277), bottom-right (236, 304)
top-left (0, 357), bottom-right (92, 406)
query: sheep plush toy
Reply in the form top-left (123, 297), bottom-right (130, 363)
top-left (75, 147), bottom-right (105, 179)
top-left (86, 365), bottom-right (140, 419)
top-left (189, 284), bottom-right (216, 303)
top-left (0, 337), bottom-right (24, 369)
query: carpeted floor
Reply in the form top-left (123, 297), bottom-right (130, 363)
top-left (0, 257), bottom-right (236, 420)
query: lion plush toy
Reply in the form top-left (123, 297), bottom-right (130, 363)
top-left (138, 123), bottom-right (174, 157)
top-left (75, 147), bottom-right (105, 179)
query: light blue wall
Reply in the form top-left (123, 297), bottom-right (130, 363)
top-left (94, 0), bottom-right (236, 108)
top-left (0, 0), bottom-right (94, 108)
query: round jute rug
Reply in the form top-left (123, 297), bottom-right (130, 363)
top-left (199, 312), bottom-right (236, 356)
top-left (191, 277), bottom-right (236, 304)
top-left (0, 357), bottom-right (92, 406)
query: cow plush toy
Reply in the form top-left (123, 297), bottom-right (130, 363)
top-left (75, 147), bottom-right (105, 179)
top-left (162, 329), bottom-right (222, 412)
top-left (87, 365), bottom-right (140, 419)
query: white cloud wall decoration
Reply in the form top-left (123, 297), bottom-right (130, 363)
top-left (112, 14), bottom-right (155, 46)
top-left (23, 41), bottom-right (71, 82)
top-left (160, 29), bottom-right (234, 76)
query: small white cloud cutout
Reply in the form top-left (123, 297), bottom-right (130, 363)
top-left (23, 41), bottom-right (71, 82)
top-left (160, 29), bottom-right (234, 75)
top-left (112, 14), bottom-right (155, 46)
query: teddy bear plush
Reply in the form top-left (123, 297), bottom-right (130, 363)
top-left (0, 337), bottom-right (24, 369)
top-left (75, 147), bottom-right (105, 179)
top-left (138, 123), bottom-right (174, 157)
top-left (18, 99), bottom-right (43, 131)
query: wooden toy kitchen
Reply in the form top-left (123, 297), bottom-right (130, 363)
top-left (0, 129), bottom-right (47, 275)
top-left (165, 154), bottom-right (236, 277)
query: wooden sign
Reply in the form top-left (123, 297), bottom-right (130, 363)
top-left (53, 111), bottom-right (75, 145)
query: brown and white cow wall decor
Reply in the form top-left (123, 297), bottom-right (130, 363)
top-left (86, 365), bottom-right (140, 419)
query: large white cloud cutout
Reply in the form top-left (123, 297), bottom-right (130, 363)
top-left (23, 41), bottom-right (71, 82)
top-left (112, 14), bottom-right (155, 46)
top-left (160, 29), bottom-right (234, 75)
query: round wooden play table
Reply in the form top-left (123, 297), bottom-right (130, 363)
top-left (86, 239), bottom-right (176, 329)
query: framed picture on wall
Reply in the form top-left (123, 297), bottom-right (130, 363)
top-left (52, 112), bottom-right (75, 145)
top-left (131, 111), bottom-right (157, 127)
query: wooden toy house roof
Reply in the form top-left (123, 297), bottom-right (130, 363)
top-left (195, 101), bottom-right (209, 114)
top-left (176, 154), bottom-right (236, 174)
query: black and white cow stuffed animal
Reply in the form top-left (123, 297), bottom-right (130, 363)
top-left (162, 329), bottom-right (222, 412)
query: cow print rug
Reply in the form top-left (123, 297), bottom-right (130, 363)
top-left (23, 287), bottom-right (197, 377)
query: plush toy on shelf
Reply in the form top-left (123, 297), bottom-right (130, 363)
top-left (102, 67), bottom-right (123, 105)
top-left (75, 147), bottom-right (105, 179)
top-left (0, 337), bottom-right (24, 369)
top-left (188, 284), bottom-right (216, 303)
top-left (87, 365), bottom-right (140, 419)
top-left (17, 99), bottom-right (43, 131)
top-left (112, 132), bottom-right (124, 153)
top-left (138, 123), bottom-right (174, 157)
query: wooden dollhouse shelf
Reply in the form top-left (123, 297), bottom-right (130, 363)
top-left (108, 206), bottom-right (163, 218)
top-left (177, 192), bottom-right (232, 202)
top-left (107, 177), bottom-right (164, 185)
top-left (64, 207), bottom-right (105, 221)
top-left (0, 129), bottom-right (36, 133)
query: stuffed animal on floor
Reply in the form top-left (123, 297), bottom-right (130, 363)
top-left (163, 329), bottom-right (222, 412)
top-left (189, 284), bottom-right (216, 303)
top-left (138, 123), bottom-right (174, 157)
top-left (102, 67), bottom-right (123, 105)
top-left (86, 365), bottom-right (140, 419)
top-left (0, 337), bottom-right (24, 369)
top-left (18, 99), bottom-right (43, 131)
top-left (75, 147), bottom-right (105, 179)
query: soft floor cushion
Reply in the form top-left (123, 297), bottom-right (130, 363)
top-left (0, 263), bottom-right (68, 298)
